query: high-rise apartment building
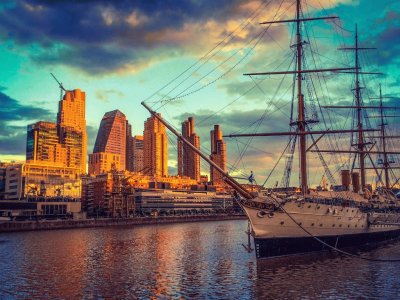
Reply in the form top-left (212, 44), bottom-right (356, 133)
top-left (90, 110), bottom-right (127, 174)
top-left (210, 125), bottom-right (226, 186)
top-left (132, 135), bottom-right (144, 172)
top-left (57, 89), bottom-right (87, 173)
top-left (26, 89), bottom-right (87, 173)
top-left (178, 117), bottom-right (200, 181)
top-left (126, 121), bottom-right (134, 171)
top-left (143, 114), bottom-right (168, 177)
top-left (26, 121), bottom-right (62, 165)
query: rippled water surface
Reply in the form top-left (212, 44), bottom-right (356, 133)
top-left (1, 220), bottom-right (400, 299)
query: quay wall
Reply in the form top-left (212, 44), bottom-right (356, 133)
top-left (0, 215), bottom-right (247, 233)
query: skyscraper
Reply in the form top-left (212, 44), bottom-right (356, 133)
top-left (57, 89), bottom-right (87, 173)
top-left (126, 121), bottom-right (134, 171)
top-left (143, 114), bottom-right (168, 177)
top-left (26, 121), bottom-right (61, 164)
top-left (26, 89), bottom-right (87, 173)
top-left (210, 125), bottom-right (226, 186)
top-left (178, 117), bottom-right (200, 181)
top-left (132, 135), bottom-right (144, 172)
top-left (90, 110), bottom-right (127, 173)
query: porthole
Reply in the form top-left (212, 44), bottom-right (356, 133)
top-left (320, 224), bottom-right (323, 227)
top-left (311, 223), bottom-right (314, 226)
top-left (257, 211), bottom-right (267, 218)
top-left (339, 224), bottom-right (342, 227)
top-left (308, 205), bottom-right (311, 208)
top-left (348, 225), bottom-right (350, 227)
top-left (280, 221), bottom-right (284, 225)
top-left (332, 224), bottom-right (335, 227)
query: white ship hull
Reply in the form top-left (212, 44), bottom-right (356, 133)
top-left (240, 192), bottom-right (400, 258)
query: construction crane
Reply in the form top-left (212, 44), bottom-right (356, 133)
top-left (50, 73), bottom-right (74, 101)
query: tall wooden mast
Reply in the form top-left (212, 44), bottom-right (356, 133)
top-left (354, 25), bottom-right (367, 191)
top-left (224, 0), bottom-right (366, 194)
top-left (296, 0), bottom-right (308, 194)
top-left (379, 85), bottom-right (390, 188)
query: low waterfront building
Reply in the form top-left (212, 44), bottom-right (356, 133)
top-left (81, 170), bottom-right (217, 217)
top-left (81, 172), bottom-right (134, 217)
top-left (0, 197), bottom-right (82, 220)
top-left (0, 162), bottom-right (81, 200)
top-left (23, 162), bottom-right (81, 198)
top-left (0, 163), bottom-right (24, 200)
top-left (135, 188), bottom-right (234, 216)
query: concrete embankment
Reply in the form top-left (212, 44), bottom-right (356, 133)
top-left (0, 215), bottom-right (247, 233)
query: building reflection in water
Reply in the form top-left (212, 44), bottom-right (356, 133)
top-left (8, 229), bottom-right (90, 299)
top-left (1, 220), bottom-right (399, 299)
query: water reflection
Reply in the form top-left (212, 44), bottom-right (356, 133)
top-left (254, 242), bottom-right (400, 299)
top-left (0, 221), bottom-right (400, 299)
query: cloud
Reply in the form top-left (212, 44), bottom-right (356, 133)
top-left (0, 89), bottom-right (53, 155)
top-left (357, 7), bottom-right (400, 71)
top-left (0, 0), bottom-right (246, 74)
top-left (0, 0), bottom-right (352, 75)
top-left (95, 89), bottom-right (125, 103)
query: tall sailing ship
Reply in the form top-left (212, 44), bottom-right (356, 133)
top-left (142, 0), bottom-right (400, 259)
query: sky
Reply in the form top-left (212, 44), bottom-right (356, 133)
top-left (0, 0), bottom-right (399, 187)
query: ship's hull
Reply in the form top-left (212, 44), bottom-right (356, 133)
top-left (254, 228), bottom-right (400, 258)
top-left (241, 195), bottom-right (400, 259)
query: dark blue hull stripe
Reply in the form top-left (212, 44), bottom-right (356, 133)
top-left (254, 229), bottom-right (400, 259)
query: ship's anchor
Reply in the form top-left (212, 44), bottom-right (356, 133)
top-left (242, 221), bottom-right (254, 253)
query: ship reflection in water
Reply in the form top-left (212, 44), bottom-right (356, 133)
top-left (0, 220), bottom-right (399, 299)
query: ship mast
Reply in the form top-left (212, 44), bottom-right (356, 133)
top-left (226, 0), bottom-right (359, 195)
top-left (366, 89), bottom-right (400, 189)
top-left (295, 0), bottom-right (307, 194)
top-left (379, 84), bottom-right (390, 188)
top-left (353, 25), bottom-right (367, 191)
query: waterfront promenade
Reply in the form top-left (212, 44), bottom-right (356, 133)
top-left (0, 214), bottom-right (246, 233)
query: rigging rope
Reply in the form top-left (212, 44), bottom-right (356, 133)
top-left (143, 0), bottom-right (273, 105)
top-left (153, 0), bottom-right (292, 111)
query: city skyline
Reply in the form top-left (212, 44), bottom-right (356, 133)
top-left (0, 0), bottom-right (399, 186)
top-left (1, 1), bottom-right (400, 298)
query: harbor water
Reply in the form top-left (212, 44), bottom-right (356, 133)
top-left (1, 220), bottom-right (400, 299)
